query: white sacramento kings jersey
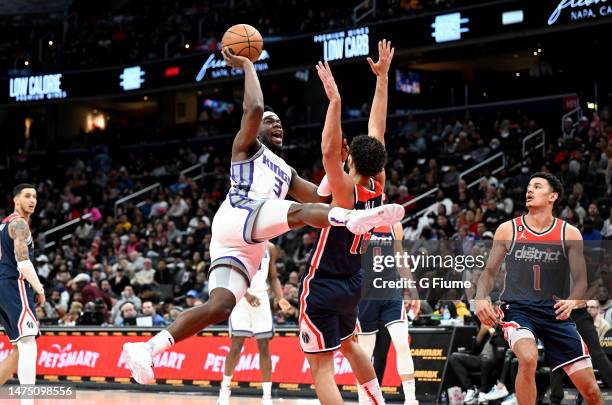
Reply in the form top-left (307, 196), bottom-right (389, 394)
top-left (228, 144), bottom-right (292, 204)
top-left (249, 247), bottom-right (271, 294)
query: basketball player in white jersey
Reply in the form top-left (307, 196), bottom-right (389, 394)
top-left (217, 242), bottom-right (289, 405)
top-left (123, 48), bottom-right (404, 384)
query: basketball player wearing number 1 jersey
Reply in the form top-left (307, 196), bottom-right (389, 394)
top-left (475, 172), bottom-right (602, 405)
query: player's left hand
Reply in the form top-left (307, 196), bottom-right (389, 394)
top-left (316, 61), bottom-right (340, 101)
top-left (367, 39), bottom-right (395, 77)
top-left (278, 298), bottom-right (291, 312)
top-left (554, 297), bottom-right (576, 320)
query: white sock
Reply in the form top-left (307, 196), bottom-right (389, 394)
top-left (361, 378), bottom-right (385, 404)
top-left (16, 337), bottom-right (37, 385)
top-left (328, 207), bottom-right (351, 226)
top-left (147, 329), bottom-right (174, 357)
top-left (402, 379), bottom-right (416, 400)
top-left (262, 381), bottom-right (272, 398)
top-left (358, 384), bottom-right (370, 405)
top-left (221, 374), bottom-right (232, 389)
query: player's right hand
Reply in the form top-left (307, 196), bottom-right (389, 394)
top-left (222, 47), bottom-right (251, 68)
top-left (245, 293), bottom-right (260, 307)
top-left (475, 298), bottom-right (498, 327)
top-left (315, 61), bottom-right (340, 101)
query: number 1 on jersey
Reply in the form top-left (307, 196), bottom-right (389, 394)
top-left (533, 264), bottom-right (541, 291)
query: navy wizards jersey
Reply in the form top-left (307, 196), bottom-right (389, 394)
top-left (0, 213), bottom-right (34, 280)
top-left (500, 216), bottom-right (569, 306)
top-left (310, 179), bottom-right (383, 277)
top-left (298, 178), bottom-right (383, 353)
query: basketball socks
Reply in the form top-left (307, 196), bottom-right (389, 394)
top-left (361, 378), bottom-right (386, 404)
top-left (402, 379), bottom-right (416, 400)
top-left (16, 336), bottom-right (37, 385)
top-left (262, 381), bottom-right (272, 398)
top-left (221, 374), bottom-right (232, 389)
top-left (147, 329), bottom-right (174, 356)
top-left (328, 207), bottom-right (351, 226)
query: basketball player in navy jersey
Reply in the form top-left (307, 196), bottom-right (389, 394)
top-left (123, 49), bottom-right (404, 384)
top-left (0, 184), bottom-right (45, 389)
top-left (299, 41), bottom-right (398, 405)
top-left (357, 221), bottom-right (419, 405)
top-left (475, 172), bottom-right (602, 405)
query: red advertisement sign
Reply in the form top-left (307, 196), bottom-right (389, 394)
top-left (0, 334), bottom-right (404, 385)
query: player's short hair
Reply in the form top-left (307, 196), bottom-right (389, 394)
top-left (530, 172), bottom-right (564, 207)
top-left (13, 183), bottom-right (36, 197)
top-left (349, 135), bottom-right (387, 178)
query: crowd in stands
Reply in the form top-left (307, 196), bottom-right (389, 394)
top-left (0, 100), bottom-right (610, 333)
top-left (0, 0), bottom-right (469, 70)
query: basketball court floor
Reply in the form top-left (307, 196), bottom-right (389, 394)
top-left (20, 390), bottom-right (328, 404)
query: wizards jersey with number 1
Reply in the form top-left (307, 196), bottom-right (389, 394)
top-left (500, 215), bottom-right (570, 306)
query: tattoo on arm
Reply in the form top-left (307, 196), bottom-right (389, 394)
top-left (9, 219), bottom-right (31, 261)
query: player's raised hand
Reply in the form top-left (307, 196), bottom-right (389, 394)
top-left (367, 39), bottom-right (395, 77)
top-left (222, 47), bottom-right (252, 68)
top-left (553, 296), bottom-right (575, 320)
top-left (316, 61), bottom-right (340, 101)
top-left (475, 298), bottom-right (498, 327)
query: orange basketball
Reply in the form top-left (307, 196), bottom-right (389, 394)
top-left (221, 24), bottom-right (264, 62)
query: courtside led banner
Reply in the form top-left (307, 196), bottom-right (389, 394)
top-left (0, 328), bottom-right (455, 402)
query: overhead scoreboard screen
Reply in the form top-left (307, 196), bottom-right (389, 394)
top-left (1, 0), bottom-right (610, 104)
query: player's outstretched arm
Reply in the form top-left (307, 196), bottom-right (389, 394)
top-left (367, 39), bottom-right (394, 186)
top-left (474, 220), bottom-right (512, 327)
top-left (287, 167), bottom-right (332, 204)
top-left (222, 48), bottom-right (264, 161)
top-left (555, 224), bottom-right (588, 320)
top-left (9, 218), bottom-right (45, 303)
top-left (267, 242), bottom-right (291, 311)
top-left (316, 61), bottom-right (354, 209)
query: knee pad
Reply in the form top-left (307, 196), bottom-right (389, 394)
top-left (387, 322), bottom-right (414, 375)
top-left (209, 266), bottom-right (249, 304)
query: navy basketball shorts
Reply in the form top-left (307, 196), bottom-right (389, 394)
top-left (298, 272), bottom-right (362, 353)
top-left (0, 277), bottom-right (39, 343)
top-left (498, 301), bottom-right (589, 372)
top-left (357, 298), bottom-right (406, 334)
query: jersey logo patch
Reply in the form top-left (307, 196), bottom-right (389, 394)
top-left (301, 331), bottom-right (310, 344)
